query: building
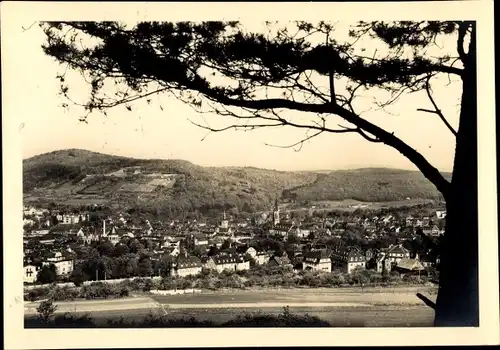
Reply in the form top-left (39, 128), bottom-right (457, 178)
top-left (206, 253), bottom-right (250, 273)
top-left (101, 226), bottom-right (121, 245)
top-left (23, 218), bottom-right (35, 227)
top-left (436, 210), bottom-right (447, 219)
top-left (331, 246), bottom-right (366, 274)
top-left (23, 206), bottom-right (47, 217)
top-left (268, 252), bottom-right (292, 269)
top-left (23, 264), bottom-right (39, 284)
top-left (269, 223), bottom-right (295, 237)
top-left (171, 253), bottom-right (203, 277)
top-left (56, 213), bottom-right (86, 225)
top-left (216, 211), bottom-right (234, 235)
top-left (272, 197), bottom-right (280, 226)
top-left (380, 244), bottom-right (411, 264)
top-left (405, 216), bottom-right (414, 227)
top-left (303, 250), bottom-right (332, 272)
top-left (393, 258), bottom-right (425, 276)
top-left (366, 252), bottom-right (392, 273)
top-left (254, 250), bottom-right (271, 265)
top-left (43, 255), bottom-right (74, 276)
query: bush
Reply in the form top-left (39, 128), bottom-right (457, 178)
top-left (53, 312), bottom-right (95, 327)
top-left (48, 286), bottom-right (79, 301)
top-left (37, 300), bottom-right (57, 322)
top-left (25, 287), bottom-right (50, 302)
top-left (25, 309), bottom-right (333, 328)
top-left (79, 282), bottom-right (114, 299)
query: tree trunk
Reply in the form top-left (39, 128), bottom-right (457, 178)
top-left (434, 25), bottom-right (478, 327)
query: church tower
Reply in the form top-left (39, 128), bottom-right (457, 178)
top-left (221, 210), bottom-right (229, 229)
top-left (273, 197), bottom-right (280, 226)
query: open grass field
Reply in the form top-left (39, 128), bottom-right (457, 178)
top-left (25, 287), bottom-right (436, 327)
top-left (149, 286), bottom-right (436, 305)
top-left (281, 199), bottom-right (439, 213)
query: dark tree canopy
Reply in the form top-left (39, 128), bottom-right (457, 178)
top-left (41, 20), bottom-right (478, 327)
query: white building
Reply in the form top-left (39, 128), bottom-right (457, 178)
top-left (23, 264), bottom-right (39, 284)
top-left (45, 252), bottom-right (74, 276)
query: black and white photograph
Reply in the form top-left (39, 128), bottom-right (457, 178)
top-left (2, 1), bottom-right (499, 348)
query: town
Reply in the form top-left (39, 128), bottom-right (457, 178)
top-left (23, 199), bottom-right (444, 289)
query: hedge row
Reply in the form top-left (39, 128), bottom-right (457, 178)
top-left (25, 268), bottom-right (430, 302)
top-left (25, 307), bottom-right (336, 328)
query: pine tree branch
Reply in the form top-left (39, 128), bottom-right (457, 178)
top-left (196, 87), bottom-right (450, 198)
top-left (417, 76), bottom-right (457, 137)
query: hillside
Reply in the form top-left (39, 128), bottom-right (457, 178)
top-left (283, 168), bottom-right (451, 202)
top-left (23, 149), bottom-right (449, 215)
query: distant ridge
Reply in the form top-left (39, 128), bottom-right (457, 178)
top-left (23, 149), bottom-right (450, 214)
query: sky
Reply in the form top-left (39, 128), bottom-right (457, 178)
top-left (10, 20), bottom-right (461, 172)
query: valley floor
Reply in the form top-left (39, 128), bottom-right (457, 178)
top-left (24, 286), bottom-right (436, 327)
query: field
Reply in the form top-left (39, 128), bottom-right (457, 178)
top-left (24, 287), bottom-right (436, 327)
top-left (281, 198), bottom-right (438, 213)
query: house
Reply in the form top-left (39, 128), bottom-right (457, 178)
top-left (23, 218), bottom-right (35, 227)
top-left (330, 246), bottom-right (366, 274)
top-left (189, 233), bottom-right (209, 246)
top-left (31, 229), bottom-right (50, 237)
top-left (430, 225), bottom-right (441, 236)
top-left (107, 230), bottom-right (121, 245)
top-left (303, 250), bottom-right (332, 272)
top-left (76, 228), bottom-right (100, 245)
top-left (269, 223), bottom-right (295, 237)
top-left (233, 233), bottom-right (253, 243)
top-left (405, 216), bottom-right (414, 227)
top-left (382, 215), bottom-right (394, 224)
top-left (381, 244), bottom-right (411, 264)
top-left (393, 258), bottom-right (425, 276)
top-left (314, 228), bottom-right (332, 237)
top-left (43, 257), bottom-right (74, 276)
top-left (363, 222), bottom-right (377, 232)
top-left (365, 248), bottom-right (375, 261)
top-left (171, 253), bottom-right (203, 277)
top-left (422, 226), bottom-right (432, 235)
top-left (366, 252), bottom-right (392, 273)
top-left (23, 264), bottom-right (39, 284)
top-left (346, 221), bottom-right (358, 229)
top-left (296, 227), bottom-right (311, 238)
top-left (24, 206), bottom-right (47, 217)
top-left (207, 253), bottom-right (250, 273)
top-left (164, 246), bottom-right (180, 257)
top-left (422, 216), bottom-right (430, 225)
top-left (46, 251), bottom-right (65, 263)
top-left (240, 246), bottom-right (257, 259)
top-left (56, 213), bottom-right (84, 225)
top-left (254, 250), bottom-right (271, 265)
top-left (436, 210), bottom-right (447, 220)
top-left (268, 252), bottom-right (292, 269)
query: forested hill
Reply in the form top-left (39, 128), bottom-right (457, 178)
top-left (23, 149), bottom-right (450, 215)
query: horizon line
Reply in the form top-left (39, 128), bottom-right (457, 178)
top-left (23, 147), bottom-right (453, 174)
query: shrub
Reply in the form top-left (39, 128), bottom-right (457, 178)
top-left (53, 312), bottom-right (95, 327)
top-left (37, 300), bottom-right (57, 322)
top-left (25, 287), bottom-right (50, 302)
top-left (48, 286), bottom-right (79, 301)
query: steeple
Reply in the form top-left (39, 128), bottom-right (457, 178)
top-left (221, 209), bottom-right (229, 229)
top-left (273, 196), bottom-right (280, 226)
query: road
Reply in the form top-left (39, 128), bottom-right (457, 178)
top-left (24, 287), bottom-right (436, 327)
